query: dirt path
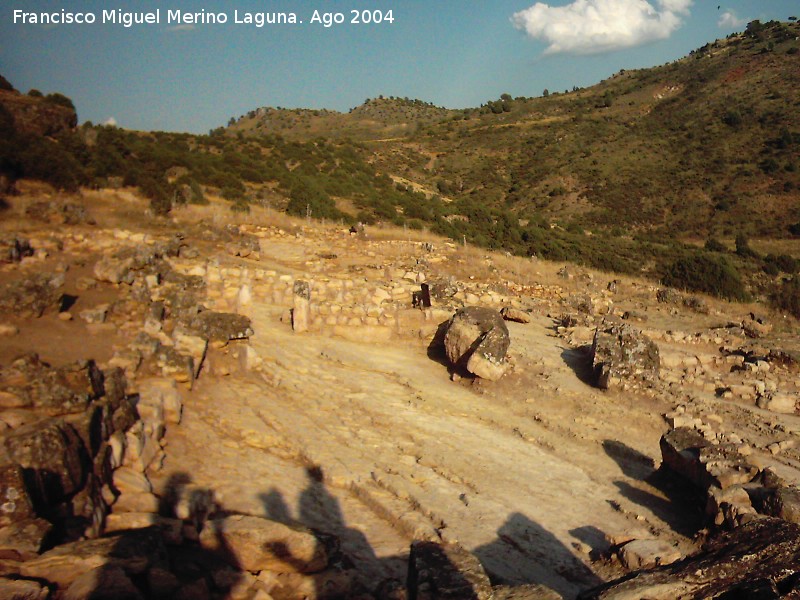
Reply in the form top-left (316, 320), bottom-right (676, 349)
top-left (158, 305), bottom-right (696, 598)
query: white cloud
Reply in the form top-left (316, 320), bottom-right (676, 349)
top-left (166, 24), bottom-right (195, 32)
top-left (103, 117), bottom-right (117, 127)
top-left (717, 10), bottom-right (746, 29)
top-left (512, 0), bottom-right (694, 55)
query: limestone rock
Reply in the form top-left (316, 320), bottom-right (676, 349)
top-left (660, 427), bottom-right (759, 492)
top-left (618, 539), bottom-right (682, 570)
top-left (443, 307), bottom-right (510, 381)
top-left (19, 527), bottom-right (168, 590)
top-left (0, 464), bottom-right (36, 528)
top-left (0, 354), bottom-right (104, 416)
top-left (493, 584), bottom-right (564, 599)
top-left (112, 492), bottom-right (160, 514)
top-left (173, 333), bottom-right (208, 379)
top-left (579, 517), bottom-right (800, 599)
top-left (407, 540), bottom-right (493, 600)
top-left (199, 515), bottom-right (328, 574)
top-left (78, 304), bottom-right (110, 325)
top-left (762, 485), bottom-right (800, 525)
top-left (187, 311), bottom-right (253, 346)
top-left (591, 324), bottom-right (659, 389)
top-left (0, 577), bottom-right (49, 600)
top-left (136, 378), bottom-right (182, 425)
top-left (500, 307), bottom-right (531, 324)
top-left (105, 513), bottom-right (183, 546)
top-left (292, 280), bottom-right (311, 333)
top-left (757, 392), bottom-right (797, 415)
top-left (0, 518), bottom-right (52, 561)
top-left (92, 243), bottom-right (174, 286)
top-left (0, 274), bottom-right (61, 318)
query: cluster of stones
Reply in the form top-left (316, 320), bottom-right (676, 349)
top-left (648, 318), bottom-right (799, 415)
top-left (183, 223), bottom-right (562, 342)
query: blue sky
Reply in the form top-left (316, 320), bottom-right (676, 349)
top-left (1, 1), bottom-right (796, 133)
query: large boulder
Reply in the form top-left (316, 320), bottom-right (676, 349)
top-left (443, 307), bottom-right (510, 381)
top-left (579, 517), bottom-right (800, 599)
top-left (591, 324), bottom-right (659, 389)
top-left (186, 311), bottom-right (254, 347)
top-left (2, 418), bottom-right (88, 510)
top-left (0, 354), bottom-right (105, 416)
top-left (19, 526), bottom-right (169, 591)
top-left (660, 427), bottom-right (759, 491)
top-left (0, 274), bottom-right (62, 318)
top-left (199, 515), bottom-right (328, 574)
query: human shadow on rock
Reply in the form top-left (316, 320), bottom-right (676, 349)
top-left (613, 477), bottom-right (703, 538)
top-left (473, 511), bottom-right (603, 598)
top-left (75, 472), bottom-right (244, 599)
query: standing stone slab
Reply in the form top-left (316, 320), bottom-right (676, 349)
top-left (292, 280), bottom-right (311, 333)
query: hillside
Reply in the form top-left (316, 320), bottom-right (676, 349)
top-left (2, 187), bottom-right (800, 598)
top-left (228, 20), bottom-right (800, 241)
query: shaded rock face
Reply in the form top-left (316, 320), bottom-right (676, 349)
top-left (0, 89), bottom-right (77, 137)
top-left (579, 517), bottom-right (800, 599)
top-left (591, 324), bottom-right (659, 389)
top-left (443, 307), bottom-right (510, 381)
top-left (0, 354), bottom-right (104, 416)
top-left (407, 540), bottom-right (494, 600)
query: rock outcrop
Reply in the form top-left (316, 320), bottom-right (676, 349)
top-left (579, 517), bottom-right (800, 599)
top-left (443, 307), bottom-right (510, 381)
top-left (0, 89), bottom-right (77, 137)
top-left (591, 324), bottom-right (659, 389)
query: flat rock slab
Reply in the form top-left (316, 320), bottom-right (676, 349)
top-left (199, 514), bottom-right (328, 574)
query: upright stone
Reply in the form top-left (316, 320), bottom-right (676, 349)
top-left (292, 280), bottom-right (311, 333)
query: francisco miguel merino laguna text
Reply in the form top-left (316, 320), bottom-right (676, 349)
top-left (12, 9), bottom-right (301, 28)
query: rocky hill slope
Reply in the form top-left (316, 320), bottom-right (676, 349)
top-left (1, 186), bottom-right (800, 598)
top-left (229, 20), bottom-right (800, 239)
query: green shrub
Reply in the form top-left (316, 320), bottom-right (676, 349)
top-left (764, 253), bottom-right (800, 274)
top-left (770, 277), bottom-right (800, 318)
top-left (704, 237), bottom-right (727, 252)
top-left (44, 93), bottom-right (76, 111)
top-left (662, 253), bottom-right (748, 301)
top-left (735, 233), bottom-right (759, 259)
top-left (139, 177), bottom-right (171, 215)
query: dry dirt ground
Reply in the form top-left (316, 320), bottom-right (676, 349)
top-left (3, 187), bottom-right (800, 598)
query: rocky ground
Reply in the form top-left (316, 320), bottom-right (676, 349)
top-left (1, 185), bottom-right (800, 599)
